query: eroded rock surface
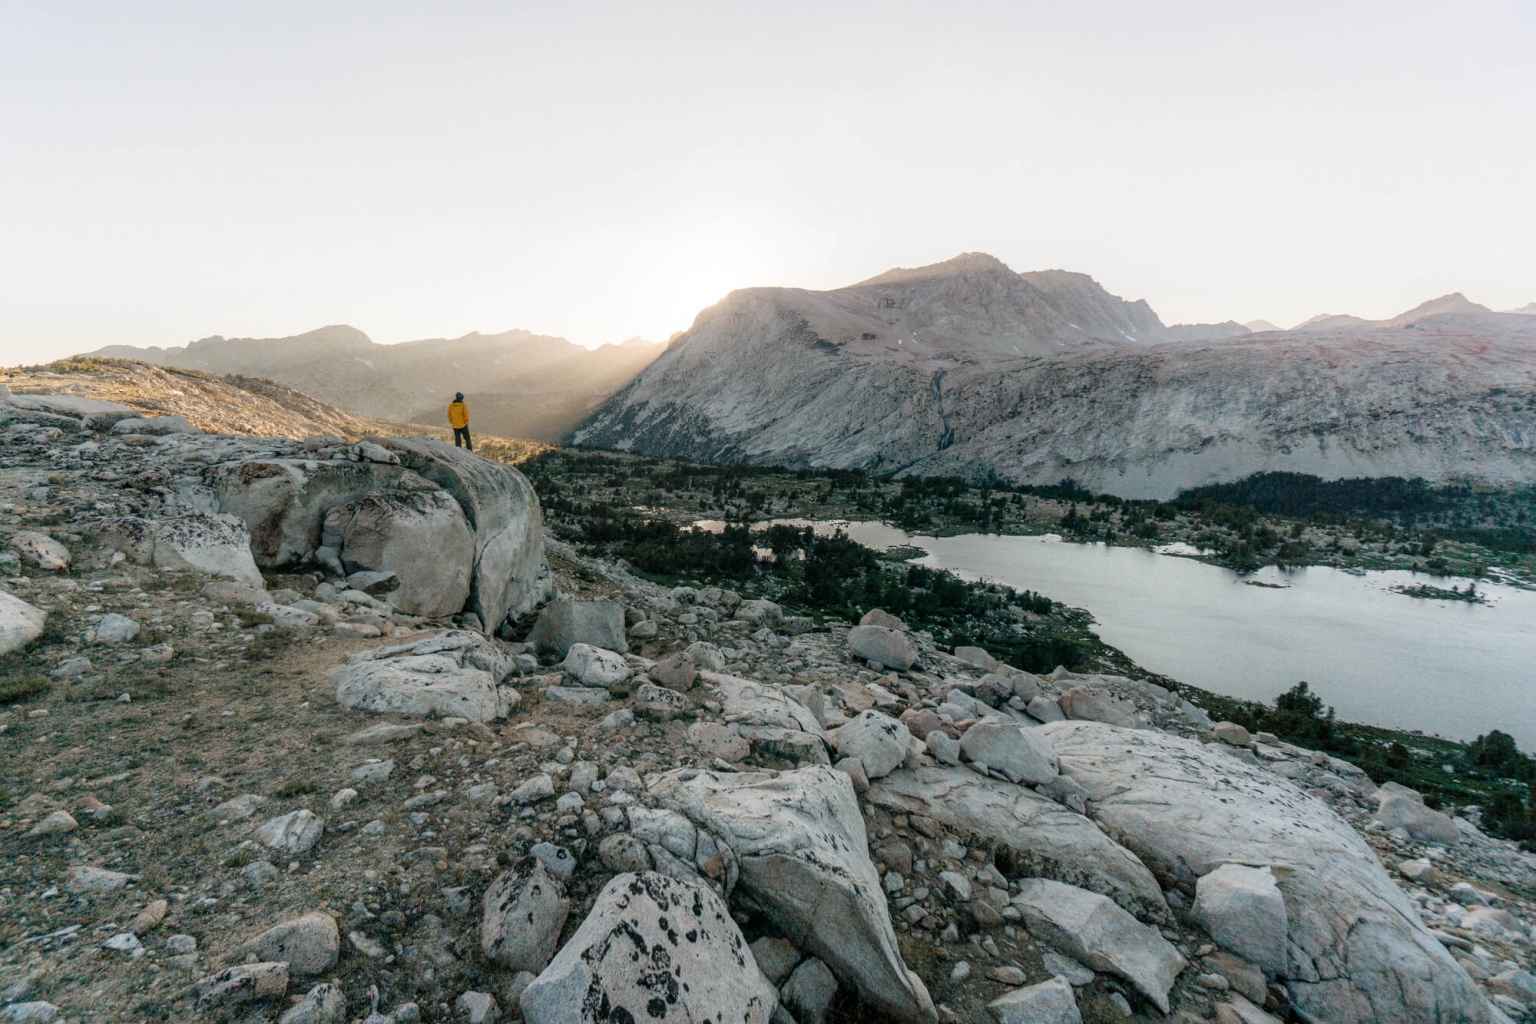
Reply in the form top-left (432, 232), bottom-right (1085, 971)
top-left (519, 872), bottom-right (778, 1024)
top-left (1041, 720), bottom-right (1497, 1023)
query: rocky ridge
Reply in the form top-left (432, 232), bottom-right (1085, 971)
top-left (575, 255), bottom-right (1536, 498)
top-left (2, 392), bottom-right (1534, 1023)
top-left (79, 327), bottom-right (665, 444)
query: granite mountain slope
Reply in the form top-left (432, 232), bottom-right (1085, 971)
top-left (575, 255), bottom-right (1536, 498)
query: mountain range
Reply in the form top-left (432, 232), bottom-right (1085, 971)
top-left (574, 254), bottom-right (1536, 498)
top-left (80, 255), bottom-right (1536, 498)
top-left (82, 327), bottom-right (663, 442)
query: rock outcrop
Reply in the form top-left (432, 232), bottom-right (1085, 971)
top-left (864, 766), bottom-right (1166, 918)
top-left (1041, 720), bottom-right (1497, 1023)
top-left (647, 766), bottom-right (937, 1023)
top-left (330, 631), bottom-right (517, 722)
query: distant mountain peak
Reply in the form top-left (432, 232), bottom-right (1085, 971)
top-left (1387, 292), bottom-right (1489, 323)
top-left (855, 252), bottom-right (1014, 287)
top-left (1244, 320), bottom-right (1284, 333)
top-left (1507, 302), bottom-right (1536, 316)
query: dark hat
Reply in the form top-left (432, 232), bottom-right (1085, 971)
top-left (454, 392), bottom-right (464, 402)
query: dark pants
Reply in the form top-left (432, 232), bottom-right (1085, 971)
top-left (453, 426), bottom-right (472, 451)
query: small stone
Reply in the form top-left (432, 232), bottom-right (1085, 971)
top-left (255, 809), bottom-right (324, 855)
top-left (1041, 951), bottom-right (1095, 986)
top-left (127, 899), bottom-right (168, 935)
top-left (481, 856), bottom-right (568, 973)
top-left (278, 982), bottom-right (346, 1024)
top-left (989, 965), bottom-right (1028, 985)
top-left (28, 811), bottom-right (77, 837)
top-left (987, 976), bottom-right (1082, 1024)
top-left (348, 931), bottom-right (387, 958)
top-left (93, 613), bottom-right (141, 645)
top-left (195, 961), bottom-right (290, 1007)
top-left (1398, 857), bottom-right (1436, 885)
top-left (600, 708), bottom-right (635, 730)
top-left (510, 774), bottom-right (555, 804)
top-left (66, 865), bottom-right (128, 893)
top-left (166, 934), bottom-right (198, 954)
top-left (456, 991), bottom-right (501, 1023)
top-left (530, 842), bottom-right (575, 879)
top-left (330, 788), bottom-right (358, 810)
top-left (52, 657), bottom-right (91, 678)
top-left (781, 956), bottom-right (839, 1024)
top-left (104, 932), bottom-right (143, 954)
top-left (1212, 722), bottom-right (1252, 747)
top-left (245, 912), bottom-right (340, 976)
top-left (245, 860), bottom-right (280, 887)
top-left (750, 936), bottom-right (802, 985)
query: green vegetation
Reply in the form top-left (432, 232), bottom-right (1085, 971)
top-left (520, 446), bottom-right (1536, 844)
top-left (0, 670), bottom-right (51, 703)
top-left (1197, 682), bottom-right (1536, 847)
top-left (1393, 582), bottom-right (1485, 603)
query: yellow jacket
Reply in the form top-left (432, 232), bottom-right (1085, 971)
top-left (447, 401), bottom-right (469, 429)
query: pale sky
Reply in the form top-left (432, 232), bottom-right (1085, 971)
top-left (3, 1), bottom-right (1534, 363)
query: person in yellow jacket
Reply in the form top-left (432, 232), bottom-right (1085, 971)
top-left (447, 392), bottom-right (472, 450)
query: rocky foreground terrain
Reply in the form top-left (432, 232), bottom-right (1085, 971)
top-left (3, 389), bottom-right (1536, 1024)
top-left (575, 254), bottom-right (1536, 498)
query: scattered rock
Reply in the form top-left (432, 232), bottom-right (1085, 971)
top-left (648, 766), bottom-right (936, 1023)
top-left (126, 899), bottom-right (168, 935)
top-left (734, 598), bottom-right (783, 627)
top-left (561, 642), bottom-right (633, 688)
top-left (0, 589), bottom-right (46, 655)
top-left (519, 872), bottom-right (779, 1024)
top-left (196, 961), bottom-right (290, 1008)
top-left (246, 912), bottom-right (340, 976)
top-left (650, 651), bottom-right (698, 691)
top-left (1057, 687), bottom-right (1138, 728)
top-left (92, 613), bottom-right (141, 645)
top-left (859, 609), bottom-right (904, 630)
top-left (959, 716), bottom-right (1059, 785)
top-left (1374, 790), bottom-right (1461, 844)
top-left (1193, 865), bottom-right (1287, 977)
top-left (254, 809), bottom-right (324, 855)
top-left (28, 811), bottom-right (78, 837)
top-left (330, 630), bottom-right (514, 722)
top-left (846, 624), bottom-right (919, 671)
top-left (782, 957), bottom-right (839, 1024)
top-left (953, 646), bottom-right (999, 672)
top-left (987, 976), bottom-right (1082, 1024)
top-left (9, 531), bottom-right (70, 571)
top-left (1012, 878), bottom-right (1186, 1013)
top-left (525, 598), bottom-right (627, 656)
top-left (835, 710), bottom-right (910, 780)
top-left (279, 982), bottom-right (346, 1024)
top-left (481, 856), bottom-right (568, 972)
top-left (1212, 722), bottom-right (1252, 747)
top-left (456, 991), bottom-right (501, 1024)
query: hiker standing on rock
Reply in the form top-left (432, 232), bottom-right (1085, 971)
top-left (447, 392), bottom-right (472, 450)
